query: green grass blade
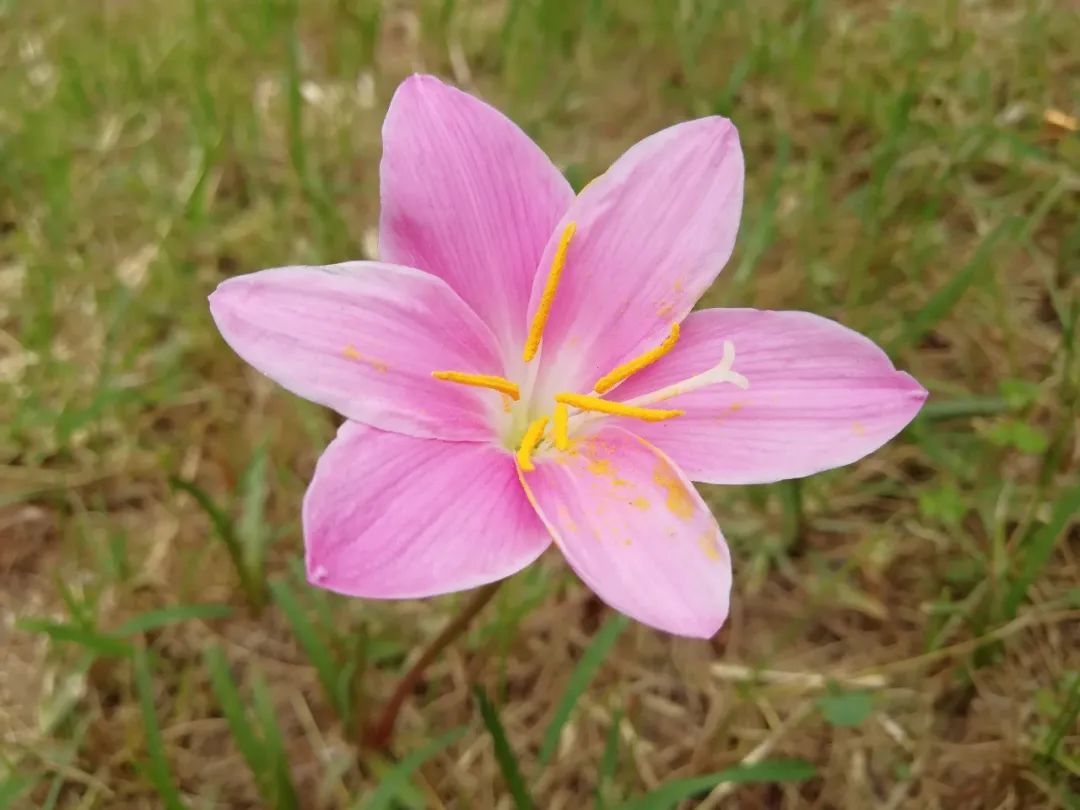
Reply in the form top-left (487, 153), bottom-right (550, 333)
top-left (540, 613), bottom-right (627, 765)
top-left (617, 759), bottom-right (816, 810)
top-left (594, 708), bottom-right (622, 810)
top-left (0, 773), bottom-right (36, 808)
top-left (132, 647), bottom-right (186, 810)
top-left (170, 476), bottom-right (262, 608)
top-left (918, 397), bottom-right (1011, 420)
top-left (892, 217), bottom-right (1018, 352)
top-left (114, 603), bottom-right (232, 636)
top-left (269, 579), bottom-right (348, 720)
top-left (280, 0), bottom-right (344, 254)
top-left (237, 444), bottom-right (271, 578)
top-left (55, 577), bottom-right (93, 628)
top-left (501, 0), bottom-right (525, 48)
top-left (203, 645), bottom-right (270, 800)
top-left (364, 727), bottom-right (466, 810)
top-left (473, 687), bottom-right (535, 810)
top-left (40, 773), bottom-right (64, 810)
top-left (1003, 482), bottom-right (1080, 618)
top-left (18, 618), bottom-right (133, 658)
top-left (1043, 674), bottom-right (1080, 764)
top-left (731, 133), bottom-right (789, 291)
top-left (250, 673), bottom-right (300, 809)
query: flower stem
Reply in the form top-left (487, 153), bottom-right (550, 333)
top-left (363, 581), bottom-right (503, 750)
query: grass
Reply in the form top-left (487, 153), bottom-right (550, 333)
top-left (1, 0), bottom-right (1077, 806)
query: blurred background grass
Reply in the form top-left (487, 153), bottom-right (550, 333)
top-left (1, 0), bottom-right (1078, 807)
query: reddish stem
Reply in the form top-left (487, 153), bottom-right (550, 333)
top-left (363, 581), bottom-right (503, 750)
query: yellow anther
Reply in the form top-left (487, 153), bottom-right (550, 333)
top-left (552, 402), bottom-right (570, 450)
top-left (431, 371), bottom-right (520, 400)
top-left (523, 222), bottom-right (576, 362)
top-left (593, 323), bottom-right (681, 394)
top-left (516, 415), bottom-right (549, 472)
top-left (554, 393), bottom-right (683, 422)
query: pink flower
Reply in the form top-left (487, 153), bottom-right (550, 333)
top-left (209, 75), bottom-right (926, 638)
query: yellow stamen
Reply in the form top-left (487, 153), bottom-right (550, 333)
top-left (554, 393), bottom-right (683, 422)
top-left (523, 222), bottom-right (576, 362)
top-left (431, 371), bottom-right (520, 400)
top-left (552, 402), bottom-right (570, 450)
top-left (593, 323), bottom-right (681, 394)
top-left (516, 415), bottom-right (549, 472)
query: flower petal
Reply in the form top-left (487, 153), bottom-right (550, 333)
top-left (209, 262), bottom-right (507, 441)
top-left (519, 426), bottom-right (731, 638)
top-left (380, 74), bottom-right (575, 351)
top-left (610, 309), bottom-right (928, 484)
top-left (529, 117), bottom-right (743, 399)
top-left (304, 422), bottom-right (550, 598)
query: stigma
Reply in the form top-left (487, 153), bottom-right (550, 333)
top-left (621, 340), bottom-right (748, 409)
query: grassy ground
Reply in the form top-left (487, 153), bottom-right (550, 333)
top-left (2, 0), bottom-right (1078, 807)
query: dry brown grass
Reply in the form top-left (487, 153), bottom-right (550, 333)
top-left (2, 0), bottom-right (1078, 807)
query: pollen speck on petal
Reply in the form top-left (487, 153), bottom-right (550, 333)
top-left (517, 426), bottom-right (731, 638)
top-left (653, 462), bottom-right (695, 520)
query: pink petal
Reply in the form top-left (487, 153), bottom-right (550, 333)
top-left (529, 117), bottom-right (743, 399)
top-left (610, 309), bottom-right (928, 484)
top-left (209, 262), bottom-right (507, 441)
top-left (380, 74), bottom-right (575, 352)
top-left (519, 426), bottom-right (731, 638)
top-left (305, 422), bottom-right (550, 598)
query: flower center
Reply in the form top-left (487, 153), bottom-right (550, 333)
top-left (430, 220), bottom-right (749, 469)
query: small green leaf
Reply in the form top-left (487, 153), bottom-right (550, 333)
top-left (999, 378), bottom-right (1040, 409)
top-left (618, 759), bottom-right (817, 810)
top-left (987, 419), bottom-right (1049, 454)
top-left (816, 690), bottom-right (874, 728)
top-left (917, 483), bottom-right (967, 528)
top-left (541, 613), bottom-right (627, 765)
top-left (364, 727), bottom-right (466, 810)
top-left (474, 687), bottom-right (535, 810)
